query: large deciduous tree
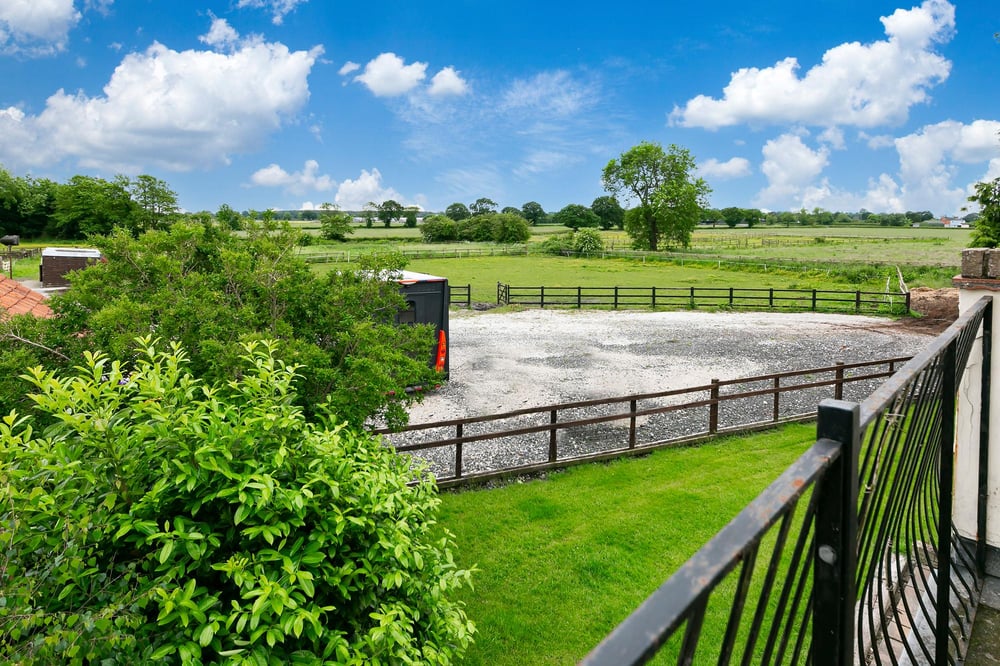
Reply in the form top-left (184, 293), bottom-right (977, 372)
top-left (128, 174), bottom-right (180, 233)
top-left (591, 195), bottom-right (624, 230)
top-left (520, 201), bottom-right (546, 225)
top-left (553, 203), bottom-right (600, 230)
top-left (52, 175), bottom-right (137, 239)
top-left (469, 197), bottom-right (498, 216)
top-left (445, 202), bottom-right (470, 221)
top-left (318, 202), bottom-right (354, 241)
top-left (377, 199), bottom-right (404, 227)
top-left (602, 142), bottom-right (710, 250)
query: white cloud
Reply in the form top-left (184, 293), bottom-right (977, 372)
top-left (333, 168), bottom-right (403, 210)
top-left (860, 132), bottom-right (896, 149)
top-left (199, 15), bottom-right (240, 51)
top-left (0, 32), bottom-right (323, 172)
top-left (892, 119), bottom-right (1000, 212)
top-left (698, 157), bottom-right (751, 180)
top-left (354, 52), bottom-right (427, 97)
top-left (428, 66), bottom-right (468, 97)
top-left (0, 0), bottom-right (81, 55)
top-left (670, 0), bottom-right (954, 129)
top-left (755, 133), bottom-right (830, 206)
top-left (818, 127), bottom-right (846, 150)
top-left (249, 159), bottom-right (335, 195)
top-left (501, 70), bottom-right (592, 117)
top-left (236, 0), bottom-right (306, 26)
top-left (338, 61), bottom-right (360, 76)
top-left (427, 67), bottom-right (469, 96)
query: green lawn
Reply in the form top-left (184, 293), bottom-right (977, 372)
top-left (435, 423), bottom-right (815, 665)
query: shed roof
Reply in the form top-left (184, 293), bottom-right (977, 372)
top-left (0, 275), bottom-right (53, 319)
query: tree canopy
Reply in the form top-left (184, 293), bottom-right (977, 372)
top-left (602, 142), bottom-right (710, 250)
top-left (591, 195), bottom-right (624, 230)
top-left (520, 201), bottom-right (546, 225)
top-left (971, 177), bottom-right (1000, 247)
top-left (553, 203), bottom-right (600, 230)
top-left (0, 218), bottom-right (438, 427)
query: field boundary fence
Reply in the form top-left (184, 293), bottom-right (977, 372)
top-left (496, 283), bottom-right (910, 315)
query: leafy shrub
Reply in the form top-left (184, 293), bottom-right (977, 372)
top-left (539, 232), bottom-right (575, 255)
top-left (455, 216), bottom-right (493, 242)
top-left (572, 228), bottom-right (605, 255)
top-left (420, 215), bottom-right (458, 242)
top-left (0, 340), bottom-right (475, 664)
top-left (488, 213), bottom-right (531, 244)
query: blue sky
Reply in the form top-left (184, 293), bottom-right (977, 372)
top-left (0, 0), bottom-right (997, 217)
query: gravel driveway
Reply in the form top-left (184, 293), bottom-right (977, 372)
top-left (408, 308), bottom-right (934, 422)
top-left (385, 309), bottom-right (937, 480)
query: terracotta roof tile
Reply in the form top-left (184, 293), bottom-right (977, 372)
top-left (0, 275), bottom-right (53, 319)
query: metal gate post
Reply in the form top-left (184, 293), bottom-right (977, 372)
top-left (813, 399), bottom-right (860, 666)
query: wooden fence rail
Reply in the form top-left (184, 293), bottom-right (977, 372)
top-left (448, 284), bottom-right (471, 308)
top-left (373, 356), bottom-right (910, 487)
top-left (496, 283), bottom-right (910, 315)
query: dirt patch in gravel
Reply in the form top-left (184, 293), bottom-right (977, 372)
top-left (405, 303), bottom-right (943, 424)
top-left (902, 287), bottom-right (959, 334)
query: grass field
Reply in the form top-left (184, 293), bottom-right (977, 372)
top-left (397, 255), bottom-right (909, 304)
top-left (435, 423), bottom-right (816, 664)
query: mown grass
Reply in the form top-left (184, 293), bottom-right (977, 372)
top-left (435, 423), bottom-right (816, 665)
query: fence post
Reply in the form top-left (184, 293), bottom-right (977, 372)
top-left (772, 376), bottom-right (780, 422)
top-left (629, 399), bottom-right (637, 449)
top-left (578, 286), bottom-right (582, 309)
top-left (455, 423), bottom-right (464, 479)
top-left (979, 298), bottom-right (993, 576)
top-left (709, 379), bottom-right (720, 434)
top-left (834, 362), bottom-right (845, 401)
top-left (541, 286), bottom-right (545, 308)
top-left (812, 289), bottom-right (817, 312)
top-left (769, 288), bottom-right (774, 309)
top-left (549, 410), bottom-right (558, 462)
top-left (690, 286), bottom-right (696, 309)
top-left (729, 287), bottom-right (734, 307)
top-left (906, 290), bottom-right (912, 313)
top-left (813, 399), bottom-right (860, 666)
top-left (651, 286), bottom-right (656, 308)
top-left (855, 290), bottom-right (861, 312)
top-left (936, 340), bottom-right (956, 664)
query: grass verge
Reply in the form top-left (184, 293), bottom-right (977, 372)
top-left (434, 422), bottom-right (815, 665)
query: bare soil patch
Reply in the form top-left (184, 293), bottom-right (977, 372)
top-left (902, 287), bottom-right (959, 334)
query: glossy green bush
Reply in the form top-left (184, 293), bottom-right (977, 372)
top-left (0, 339), bottom-right (474, 664)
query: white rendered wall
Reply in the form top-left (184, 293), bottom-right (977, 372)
top-left (955, 289), bottom-right (999, 547)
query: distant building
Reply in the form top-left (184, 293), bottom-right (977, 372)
top-left (941, 217), bottom-right (970, 228)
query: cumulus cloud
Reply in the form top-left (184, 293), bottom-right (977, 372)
top-left (236, 0), bottom-right (306, 26)
top-left (0, 0), bottom-right (82, 55)
top-left (892, 119), bottom-right (1000, 211)
top-left (755, 133), bottom-right (830, 206)
top-left (333, 168), bottom-right (403, 210)
top-left (670, 0), bottom-right (954, 129)
top-left (249, 159), bottom-right (335, 195)
top-left (199, 15), bottom-right (240, 51)
top-left (698, 157), bottom-right (752, 179)
top-left (354, 52), bottom-right (427, 97)
top-left (0, 27), bottom-right (323, 172)
top-left (428, 66), bottom-right (469, 97)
